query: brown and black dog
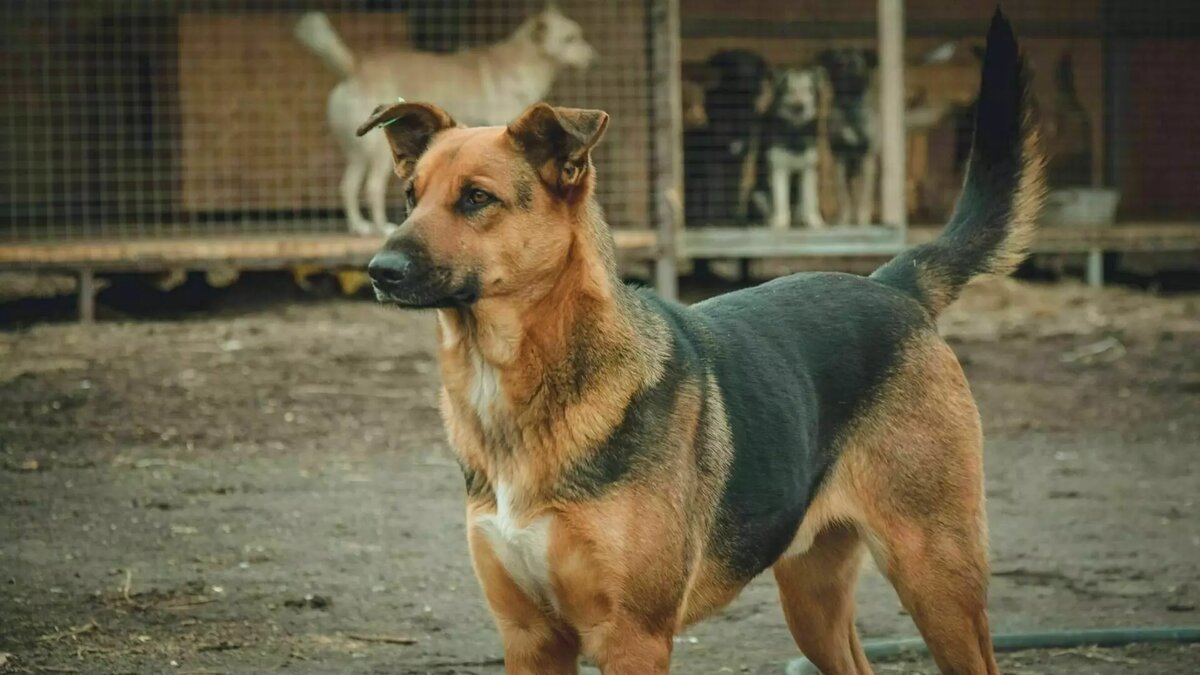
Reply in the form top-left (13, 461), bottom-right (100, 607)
top-left (357, 11), bottom-right (1042, 674)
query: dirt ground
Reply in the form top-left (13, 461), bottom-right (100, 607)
top-left (2, 276), bottom-right (1198, 674)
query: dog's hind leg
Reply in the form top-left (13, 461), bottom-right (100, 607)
top-left (364, 148), bottom-right (396, 233)
top-left (340, 151), bottom-right (373, 236)
top-left (864, 502), bottom-right (998, 675)
top-left (773, 523), bottom-right (872, 674)
top-left (854, 155), bottom-right (877, 225)
top-left (834, 162), bottom-right (853, 225)
top-left (849, 338), bottom-right (1000, 675)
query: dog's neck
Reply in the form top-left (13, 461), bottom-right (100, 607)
top-left (435, 208), bottom-right (658, 495)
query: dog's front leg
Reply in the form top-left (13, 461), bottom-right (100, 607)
top-left (800, 160), bottom-right (826, 228)
top-left (584, 621), bottom-right (672, 675)
top-left (469, 528), bottom-right (580, 675)
top-left (768, 152), bottom-right (792, 230)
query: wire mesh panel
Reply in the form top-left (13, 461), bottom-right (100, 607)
top-left (0, 0), bottom-right (658, 243)
top-left (676, 0), bottom-right (1200, 237)
top-left (679, 0), bottom-right (896, 232)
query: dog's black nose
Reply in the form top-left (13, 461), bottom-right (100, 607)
top-left (368, 250), bottom-right (413, 285)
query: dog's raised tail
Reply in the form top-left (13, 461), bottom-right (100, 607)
top-left (295, 12), bottom-right (357, 80)
top-left (871, 10), bottom-right (1044, 317)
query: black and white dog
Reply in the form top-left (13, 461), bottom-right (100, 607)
top-left (760, 67), bottom-right (825, 229)
top-left (819, 48), bottom-right (880, 226)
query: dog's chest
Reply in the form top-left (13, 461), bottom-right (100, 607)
top-left (466, 349), bottom-right (504, 426)
top-left (473, 482), bottom-right (556, 604)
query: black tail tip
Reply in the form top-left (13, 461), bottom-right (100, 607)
top-left (984, 8), bottom-right (1019, 75)
top-left (971, 6), bottom-right (1026, 159)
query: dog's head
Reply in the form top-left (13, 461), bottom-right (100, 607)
top-left (771, 67), bottom-right (822, 123)
top-left (357, 101), bottom-right (608, 310)
top-left (817, 48), bottom-right (878, 99)
top-left (526, 5), bottom-right (596, 69)
top-left (706, 50), bottom-right (770, 98)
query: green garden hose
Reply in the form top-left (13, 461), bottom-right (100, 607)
top-left (785, 626), bottom-right (1200, 674)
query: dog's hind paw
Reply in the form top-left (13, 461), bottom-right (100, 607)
top-left (348, 220), bottom-right (376, 236)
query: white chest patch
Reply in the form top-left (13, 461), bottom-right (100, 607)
top-left (474, 482), bottom-right (555, 604)
top-left (467, 349), bottom-right (503, 426)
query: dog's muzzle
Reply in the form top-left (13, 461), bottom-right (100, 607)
top-left (368, 249), bottom-right (413, 289)
top-left (368, 247), bottom-right (480, 309)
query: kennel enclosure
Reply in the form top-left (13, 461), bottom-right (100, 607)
top-left (0, 0), bottom-right (675, 318)
top-left (3, 0), bottom-right (1200, 322)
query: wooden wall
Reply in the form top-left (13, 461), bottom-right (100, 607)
top-left (178, 12), bottom-right (414, 213)
top-left (1118, 40), bottom-right (1200, 219)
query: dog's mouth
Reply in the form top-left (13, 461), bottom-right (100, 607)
top-left (778, 102), bottom-right (818, 124)
top-left (372, 275), bottom-right (481, 310)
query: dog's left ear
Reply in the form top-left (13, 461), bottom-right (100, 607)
top-left (356, 102), bottom-right (457, 180)
top-left (508, 103), bottom-right (609, 196)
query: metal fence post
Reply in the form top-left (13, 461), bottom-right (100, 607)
top-left (650, 0), bottom-right (682, 302)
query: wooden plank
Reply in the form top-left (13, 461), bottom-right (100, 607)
top-left (684, 223), bottom-right (1200, 259)
top-left (2, 224), bottom-right (1196, 271)
top-left (684, 226), bottom-right (908, 258)
top-left (679, 0), bottom-right (1101, 25)
top-left (912, 223), bottom-right (1200, 252)
top-left (0, 230), bottom-right (661, 270)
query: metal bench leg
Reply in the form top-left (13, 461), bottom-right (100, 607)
top-left (1085, 248), bottom-right (1104, 288)
top-left (78, 268), bottom-right (96, 324)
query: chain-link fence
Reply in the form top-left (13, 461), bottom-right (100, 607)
top-left (0, 0), bottom-right (663, 243)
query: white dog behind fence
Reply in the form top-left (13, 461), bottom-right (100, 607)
top-left (295, 6), bottom-right (597, 235)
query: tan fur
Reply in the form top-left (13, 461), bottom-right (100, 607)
top-left (773, 334), bottom-right (999, 674)
top-left (987, 125), bottom-right (1047, 277)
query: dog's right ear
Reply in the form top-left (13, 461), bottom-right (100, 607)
top-left (356, 102), bottom-right (457, 180)
top-left (507, 103), bottom-right (609, 197)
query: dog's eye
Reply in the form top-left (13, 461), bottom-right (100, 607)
top-left (461, 188), bottom-right (496, 211)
